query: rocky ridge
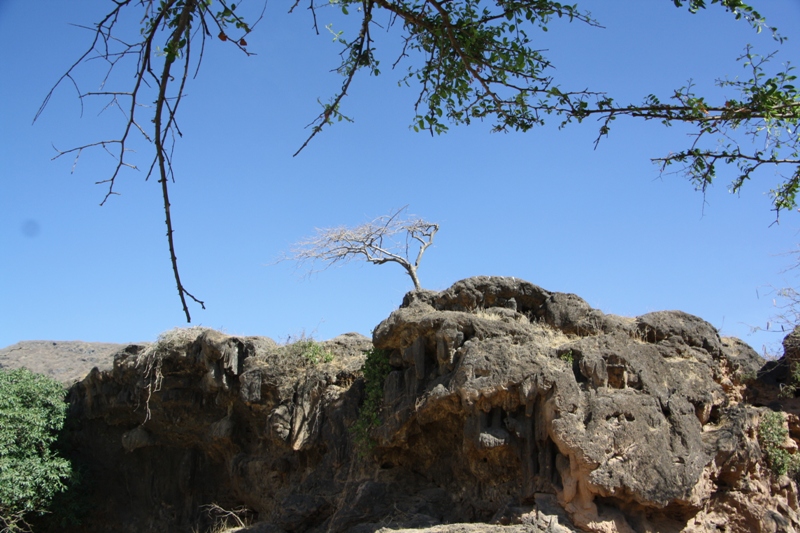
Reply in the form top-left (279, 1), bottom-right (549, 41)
top-left (0, 340), bottom-right (123, 385)
top-left (13, 277), bottom-right (800, 532)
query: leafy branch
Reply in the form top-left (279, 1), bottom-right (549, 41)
top-left (568, 47), bottom-right (799, 216)
top-left (304, 0), bottom-right (798, 214)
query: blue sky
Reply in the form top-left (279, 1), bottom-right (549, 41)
top-left (2, 1), bottom-right (800, 356)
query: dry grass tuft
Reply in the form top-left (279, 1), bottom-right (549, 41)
top-left (474, 308), bottom-right (531, 325)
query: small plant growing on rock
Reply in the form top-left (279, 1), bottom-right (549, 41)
top-left (758, 410), bottom-right (800, 477)
top-left (734, 367), bottom-right (758, 384)
top-left (298, 340), bottom-right (334, 365)
top-left (559, 350), bottom-right (574, 366)
top-left (778, 361), bottom-right (800, 398)
top-left (351, 348), bottom-right (391, 455)
top-left (281, 334), bottom-right (334, 365)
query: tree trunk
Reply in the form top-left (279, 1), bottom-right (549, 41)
top-left (407, 267), bottom-right (422, 291)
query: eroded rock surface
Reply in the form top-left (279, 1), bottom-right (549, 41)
top-left (48, 277), bottom-right (800, 533)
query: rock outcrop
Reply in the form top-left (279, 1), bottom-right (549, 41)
top-left (35, 277), bottom-right (800, 532)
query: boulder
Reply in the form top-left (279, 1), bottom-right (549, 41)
top-left (43, 277), bottom-right (798, 533)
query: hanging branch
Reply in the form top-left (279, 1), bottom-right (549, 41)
top-left (36, 0), bottom-right (263, 321)
top-left (151, 0), bottom-right (204, 321)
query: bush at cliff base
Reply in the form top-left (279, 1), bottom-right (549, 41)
top-left (0, 368), bottom-right (71, 532)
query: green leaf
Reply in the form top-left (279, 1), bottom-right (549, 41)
top-left (0, 368), bottom-right (71, 528)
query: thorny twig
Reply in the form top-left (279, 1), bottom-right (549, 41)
top-left (36, 0), bottom-right (264, 321)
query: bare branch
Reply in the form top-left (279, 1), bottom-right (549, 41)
top-left (201, 503), bottom-right (253, 530)
top-left (36, 0), bottom-right (262, 321)
top-left (281, 206), bottom-right (439, 290)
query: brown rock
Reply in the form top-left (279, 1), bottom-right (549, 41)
top-left (33, 278), bottom-right (798, 533)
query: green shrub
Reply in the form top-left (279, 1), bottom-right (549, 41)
top-left (28, 468), bottom-right (86, 533)
top-left (297, 340), bottom-right (334, 365)
top-left (779, 361), bottom-right (800, 398)
top-left (350, 348), bottom-right (391, 455)
top-left (278, 334), bottom-right (334, 365)
top-left (758, 410), bottom-right (800, 477)
top-left (0, 368), bottom-right (72, 532)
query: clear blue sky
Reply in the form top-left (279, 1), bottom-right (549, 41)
top-left (2, 1), bottom-right (799, 356)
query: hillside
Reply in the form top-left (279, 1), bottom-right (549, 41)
top-left (0, 340), bottom-right (125, 385)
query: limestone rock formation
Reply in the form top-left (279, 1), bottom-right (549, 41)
top-left (33, 277), bottom-right (800, 532)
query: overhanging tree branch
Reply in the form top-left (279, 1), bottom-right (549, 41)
top-left (152, 0), bottom-right (204, 321)
top-left (295, 0), bottom-right (798, 216)
top-left (36, 0), bottom-right (263, 322)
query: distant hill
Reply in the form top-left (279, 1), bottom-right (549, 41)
top-left (0, 340), bottom-right (129, 385)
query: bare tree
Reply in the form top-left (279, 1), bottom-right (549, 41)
top-left (284, 207), bottom-right (438, 291)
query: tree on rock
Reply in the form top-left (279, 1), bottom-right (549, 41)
top-left (283, 207), bottom-right (438, 291)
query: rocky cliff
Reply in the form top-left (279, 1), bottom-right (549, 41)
top-left (31, 277), bottom-right (800, 532)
